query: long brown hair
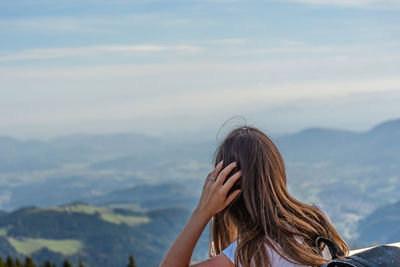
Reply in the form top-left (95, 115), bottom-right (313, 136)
top-left (210, 126), bottom-right (349, 267)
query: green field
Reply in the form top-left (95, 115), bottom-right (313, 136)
top-left (8, 237), bottom-right (84, 256)
top-left (48, 203), bottom-right (150, 226)
top-left (100, 212), bottom-right (150, 226)
top-left (46, 203), bottom-right (105, 214)
top-left (0, 228), bottom-right (7, 237)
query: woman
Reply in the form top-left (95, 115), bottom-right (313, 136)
top-left (160, 126), bottom-right (349, 267)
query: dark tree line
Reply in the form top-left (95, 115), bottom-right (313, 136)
top-left (0, 254), bottom-right (137, 267)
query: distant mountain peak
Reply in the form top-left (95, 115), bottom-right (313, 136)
top-left (279, 126), bottom-right (356, 141)
top-left (297, 127), bottom-right (353, 135)
top-left (369, 118), bottom-right (400, 134)
top-left (0, 136), bottom-right (19, 143)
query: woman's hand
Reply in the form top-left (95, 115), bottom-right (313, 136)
top-left (195, 161), bottom-right (242, 220)
top-left (159, 161), bottom-right (242, 267)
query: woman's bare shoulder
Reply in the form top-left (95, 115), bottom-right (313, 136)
top-left (190, 253), bottom-right (234, 267)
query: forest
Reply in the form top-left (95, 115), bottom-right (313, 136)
top-left (0, 254), bottom-right (137, 267)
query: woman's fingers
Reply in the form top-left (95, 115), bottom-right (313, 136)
top-left (216, 161), bottom-right (237, 184)
top-left (224, 189), bottom-right (242, 207)
top-left (222, 170), bottom-right (241, 192)
top-left (211, 160), bottom-right (224, 179)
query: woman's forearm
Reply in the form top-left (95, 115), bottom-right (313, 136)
top-left (159, 208), bottom-right (210, 267)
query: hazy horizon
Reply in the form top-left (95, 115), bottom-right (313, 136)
top-left (1, 112), bottom-right (399, 142)
top-left (1, 0), bottom-right (399, 140)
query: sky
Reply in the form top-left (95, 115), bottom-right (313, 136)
top-left (1, 0), bottom-right (400, 140)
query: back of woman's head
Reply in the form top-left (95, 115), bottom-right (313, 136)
top-left (211, 126), bottom-right (348, 267)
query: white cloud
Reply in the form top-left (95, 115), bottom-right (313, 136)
top-left (284, 0), bottom-right (400, 8)
top-left (387, 41), bottom-right (400, 47)
top-left (0, 41), bottom-right (384, 63)
top-left (0, 45), bottom-right (204, 62)
top-left (0, 13), bottom-right (193, 34)
top-left (0, 16), bottom-right (99, 33)
top-left (202, 0), bottom-right (400, 8)
top-left (235, 44), bottom-right (352, 55)
top-left (203, 38), bottom-right (249, 46)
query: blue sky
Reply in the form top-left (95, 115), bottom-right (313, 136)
top-left (1, 0), bottom-right (400, 139)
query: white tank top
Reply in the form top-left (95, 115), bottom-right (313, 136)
top-left (222, 240), bottom-right (310, 267)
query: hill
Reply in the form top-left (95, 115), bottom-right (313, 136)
top-left (0, 202), bottom-right (207, 267)
top-left (357, 200), bottom-right (400, 246)
top-left (276, 118), bottom-right (400, 165)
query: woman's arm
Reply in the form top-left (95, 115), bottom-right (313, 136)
top-left (159, 161), bottom-right (241, 267)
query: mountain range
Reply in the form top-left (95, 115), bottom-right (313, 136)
top-left (1, 118), bottom-right (400, 264)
